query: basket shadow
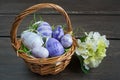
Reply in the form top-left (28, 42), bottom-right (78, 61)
top-left (67, 54), bottom-right (83, 74)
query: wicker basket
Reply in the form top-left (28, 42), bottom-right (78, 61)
top-left (10, 3), bottom-right (76, 75)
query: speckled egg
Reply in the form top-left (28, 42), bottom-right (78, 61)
top-left (46, 38), bottom-right (64, 57)
top-left (61, 34), bottom-right (73, 48)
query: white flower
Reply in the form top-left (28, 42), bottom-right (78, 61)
top-left (76, 31), bottom-right (110, 70)
top-left (76, 39), bottom-right (88, 59)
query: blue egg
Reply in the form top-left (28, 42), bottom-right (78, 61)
top-left (37, 22), bottom-right (52, 31)
top-left (46, 38), bottom-right (64, 57)
top-left (37, 21), bottom-right (52, 38)
top-left (31, 47), bottom-right (49, 58)
top-left (61, 34), bottom-right (73, 48)
top-left (52, 25), bottom-right (64, 41)
top-left (37, 29), bottom-right (52, 38)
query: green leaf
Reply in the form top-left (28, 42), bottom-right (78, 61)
top-left (18, 44), bottom-right (32, 55)
top-left (52, 25), bottom-right (55, 30)
top-left (28, 14), bottom-right (42, 31)
top-left (32, 24), bottom-right (38, 30)
top-left (76, 54), bottom-right (89, 74)
top-left (17, 50), bottom-right (24, 53)
top-left (65, 48), bottom-right (70, 52)
top-left (62, 24), bottom-right (66, 30)
top-left (39, 15), bottom-right (43, 21)
top-left (28, 20), bottom-right (34, 29)
top-left (80, 36), bottom-right (87, 42)
top-left (33, 13), bottom-right (36, 23)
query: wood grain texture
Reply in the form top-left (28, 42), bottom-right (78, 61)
top-left (0, 15), bottom-right (120, 38)
top-left (0, 0), bottom-right (120, 14)
top-left (0, 38), bottom-right (120, 80)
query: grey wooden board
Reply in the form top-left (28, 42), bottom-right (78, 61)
top-left (0, 0), bottom-right (120, 14)
top-left (0, 15), bottom-right (120, 38)
top-left (0, 38), bottom-right (120, 80)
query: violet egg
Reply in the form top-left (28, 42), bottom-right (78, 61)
top-left (61, 34), bottom-right (73, 48)
top-left (46, 38), bottom-right (64, 57)
top-left (52, 25), bottom-right (64, 41)
top-left (37, 29), bottom-right (52, 38)
top-left (37, 21), bottom-right (52, 31)
top-left (21, 31), bottom-right (44, 49)
top-left (37, 21), bottom-right (52, 38)
top-left (31, 47), bottom-right (49, 58)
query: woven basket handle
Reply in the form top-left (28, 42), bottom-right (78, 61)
top-left (10, 3), bottom-right (72, 49)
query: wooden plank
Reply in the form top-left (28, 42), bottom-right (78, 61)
top-left (0, 15), bottom-right (120, 38)
top-left (0, 38), bottom-right (120, 80)
top-left (0, 0), bottom-right (120, 14)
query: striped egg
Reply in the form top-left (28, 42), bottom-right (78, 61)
top-left (37, 21), bottom-right (52, 38)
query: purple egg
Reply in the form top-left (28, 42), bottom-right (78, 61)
top-left (52, 25), bottom-right (64, 41)
top-left (37, 22), bottom-right (52, 31)
top-left (31, 47), bottom-right (49, 58)
top-left (46, 38), bottom-right (64, 57)
top-left (61, 34), bottom-right (73, 48)
top-left (21, 31), bottom-right (44, 49)
top-left (37, 21), bottom-right (52, 38)
top-left (37, 29), bottom-right (52, 38)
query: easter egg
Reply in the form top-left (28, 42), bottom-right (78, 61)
top-left (37, 21), bottom-right (52, 31)
top-left (37, 21), bottom-right (52, 38)
top-left (31, 47), bottom-right (49, 58)
top-left (37, 29), bottom-right (52, 38)
top-left (21, 31), bottom-right (44, 49)
top-left (52, 25), bottom-right (64, 41)
top-left (46, 38), bottom-right (64, 57)
top-left (61, 34), bottom-right (73, 48)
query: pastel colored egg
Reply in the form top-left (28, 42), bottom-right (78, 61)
top-left (52, 25), bottom-right (64, 41)
top-left (37, 21), bottom-right (52, 31)
top-left (61, 34), bottom-right (73, 48)
top-left (37, 29), bottom-right (52, 38)
top-left (46, 38), bottom-right (64, 57)
top-left (31, 47), bottom-right (49, 58)
top-left (37, 21), bottom-right (52, 38)
top-left (21, 31), bottom-right (44, 49)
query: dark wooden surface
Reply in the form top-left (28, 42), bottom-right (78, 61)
top-left (0, 0), bottom-right (120, 80)
top-left (1, 0), bottom-right (120, 15)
